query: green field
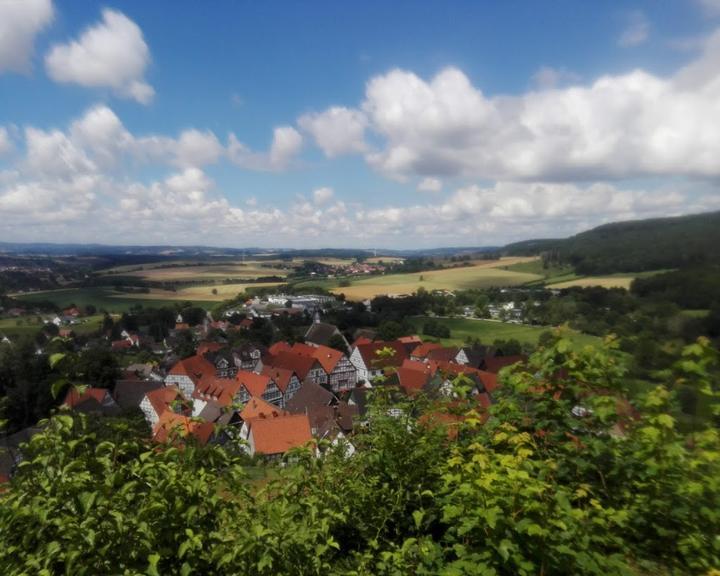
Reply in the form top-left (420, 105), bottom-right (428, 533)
top-left (325, 258), bottom-right (542, 300)
top-left (408, 316), bottom-right (602, 349)
top-left (0, 314), bottom-right (105, 338)
top-left (101, 260), bottom-right (289, 282)
top-left (12, 287), bottom-right (217, 312)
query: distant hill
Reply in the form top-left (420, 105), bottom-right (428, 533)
top-left (504, 211), bottom-right (720, 274)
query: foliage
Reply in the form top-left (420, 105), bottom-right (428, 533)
top-left (0, 338), bottom-right (719, 574)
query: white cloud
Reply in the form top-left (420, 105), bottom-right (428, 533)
top-left (174, 130), bottom-right (224, 167)
top-left (45, 8), bottom-right (154, 104)
top-left (417, 177), bottom-right (442, 193)
top-left (313, 186), bottom-right (334, 205)
top-left (228, 125), bottom-right (302, 171)
top-left (348, 30), bottom-right (720, 182)
top-left (618, 10), bottom-right (650, 47)
top-left (0, 0), bottom-right (53, 73)
top-left (298, 107), bottom-right (367, 156)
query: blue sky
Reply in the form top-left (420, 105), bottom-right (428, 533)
top-left (1, 0), bottom-right (720, 248)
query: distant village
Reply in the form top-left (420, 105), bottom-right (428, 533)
top-left (0, 291), bottom-right (525, 474)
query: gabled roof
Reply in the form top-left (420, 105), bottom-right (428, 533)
top-left (285, 381), bottom-right (336, 414)
top-left (152, 412), bottom-right (214, 445)
top-left (260, 365), bottom-right (297, 393)
top-left (114, 380), bottom-right (163, 410)
top-left (401, 358), bottom-right (437, 375)
top-left (426, 347), bottom-right (460, 363)
top-left (410, 342), bottom-right (444, 358)
top-left (268, 341), bottom-right (292, 355)
top-left (168, 354), bottom-right (216, 385)
top-left (292, 342), bottom-right (344, 374)
top-left (235, 370), bottom-right (272, 397)
top-left (395, 367), bottom-right (433, 395)
top-left (265, 351), bottom-right (321, 380)
top-left (354, 340), bottom-right (408, 369)
top-left (240, 396), bottom-right (288, 421)
top-left (193, 377), bottom-right (241, 406)
top-left (248, 414), bottom-right (313, 455)
top-left (304, 322), bottom-right (344, 347)
top-left (145, 386), bottom-right (185, 417)
top-left (63, 387), bottom-right (112, 408)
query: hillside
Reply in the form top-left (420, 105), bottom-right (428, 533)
top-left (504, 210), bottom-right (720, 274)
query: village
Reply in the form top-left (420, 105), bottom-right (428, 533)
top-left (55, 309), bottom-right (521, 460)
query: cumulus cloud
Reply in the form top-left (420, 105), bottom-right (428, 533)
top-left (618, 11), bottom-right (650, 47)
top-left (329, 30), bottom-right (720, 182)
top-left (228, 126), bottom-right (302, 171)
top-left (313, 186), bottom-right (334, 205)
top-left (417, 177), bottom-right (442, 193)
top-left (298, 107), bottom-right (367, 156)
top-left (45, 8), bottom-right (154, 103)
top-left (0, 0), bottom-right (53, 73)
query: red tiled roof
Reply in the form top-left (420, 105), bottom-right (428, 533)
top-left (248, 413), bottom-right (313, 455)
top-left (355, 340), bottom-right (408, 368)
top-left (410, 342), bottom-right (444, 358)
top-left (111, 339), bottom-right (133, 350)
top-left (265, 351), bottom-right (320, 380)
top-left (235, 370), bottom-right (272, 397)
top-left (396, 367), bottom-right (431, 395)
top-left (145, 386), bottom-right (185, 417)
top-left (268, 341), bottom-right (292, 355)
top-left (401, 358), bottom-right (437, 375)
top-left (168, 354), bottom-right (216, 384)
top-left (353, 336), bottom-right (373, 346)
top-left (193, 376), bottom-right (241, 406)
top-left (260, 365), bottom-right (297, 393)
top-left (62, 387), bottom-right (110, 408)
top-left (397, 335), bottom-right (423, 344)
top-left (240, 396), bottom-right (288, 421)
top-left (292, 342), bottom-right (343, 374)
top-left (426, 347), bottom-right (459, 362)
top-left (152, 411), bottom-right (214, 445)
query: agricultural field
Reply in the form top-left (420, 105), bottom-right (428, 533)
top-left (330, 257), bottom-right (543, 300)
top-left (100, 261), bottom-right (289, 281)
top-left (119, 282), bottom-right (283, 302)
top-left (12, 287), bottom-right (218, 312)
top-left (408, 316), bottom-right (602, 349)
top-left (364, 256), bottom-right (405, 264)
top-left (548, 276), bottom-right (636, 289)
top-left (0, 314), bottom-right (105, 338)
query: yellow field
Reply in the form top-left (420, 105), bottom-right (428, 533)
top-left (117, 282), bottom-right (283, 302)
top-left (365, 256), bottom-right (405, 264)
top-left (332, 257), bottom-right (542, 300)
top-left (102, 261), bottom-right (289, 281)
top-left (548, 277), bottom-right (635, 289)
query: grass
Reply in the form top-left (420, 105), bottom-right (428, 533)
top-left (118, 282), bottom-right (283, 302)
top-left (546, 270), bottom-right (672, 290)
top-left (12, 287), bottom-right (218, 312)
top-left (328, 258), bottom-right (543, 300)
top-left (101, 261), bottom-right (289, 281)
top-left (408, 316), bottom-right (602, 349)
top-left (0, 314), bottom-right (105, 338)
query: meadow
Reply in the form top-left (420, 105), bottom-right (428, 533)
top-left (12, 287), bottom-right (218, 312)
top-left (329, 257), bottom-right (542, 300)
top-left (408, 316), bottom-right (602, 349)
top-left (0, 314), bottom-right (105, 338)
top-left (101, 260), bottom-right (289, 281)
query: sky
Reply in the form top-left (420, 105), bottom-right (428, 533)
top-left (1, 0), bottom-right (720, 249)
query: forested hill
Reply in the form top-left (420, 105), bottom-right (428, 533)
top-left (504, 210), bottom-right (720, 274)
